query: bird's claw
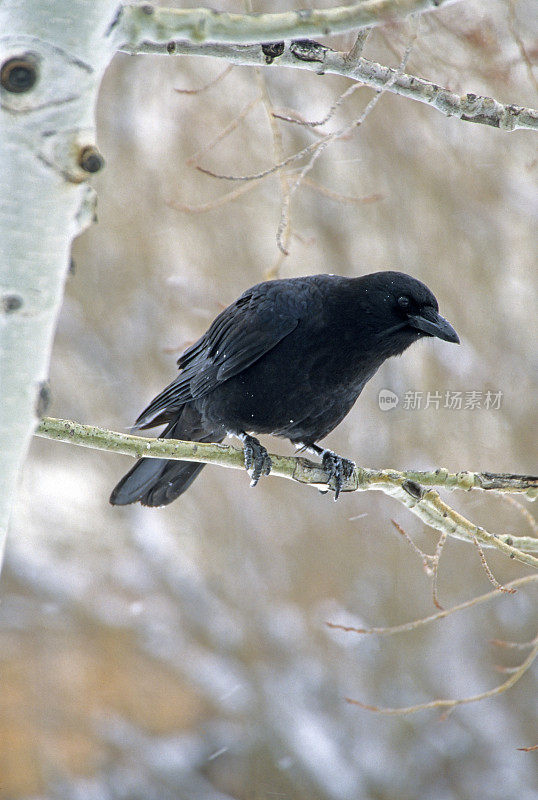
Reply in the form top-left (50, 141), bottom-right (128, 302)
top-left (242, 434), bottom-right (272, 487)
top-left (322, 450), bottom-right (355, 500)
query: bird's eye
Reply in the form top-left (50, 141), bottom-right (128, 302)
top-left (397, 296), bottom-right (410, 310)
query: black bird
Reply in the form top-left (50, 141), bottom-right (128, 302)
top-left (110, 271), bottom-right (459, 507)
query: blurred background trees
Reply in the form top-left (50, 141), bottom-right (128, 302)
top-left (1, 1), bottom-right (536, 798)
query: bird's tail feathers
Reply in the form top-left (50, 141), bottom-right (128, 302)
top-left (110, 404), bottom-right (222, 507)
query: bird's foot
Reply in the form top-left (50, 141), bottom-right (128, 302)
top-left (321, 450), bottom-right (355, 501)
top-left (240, 433), bottom-right (272, 487)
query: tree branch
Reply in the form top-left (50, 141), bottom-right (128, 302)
top-left (120, 1), bottom-right (460, 47)
top-left (326, 574), bottom-right (538, 636)
top-left (121, 39), bottom-right (538, 133)
top-left (35, 418), bottom-right (538, 567)
top-left (346, 636), bottom-right (538, 715)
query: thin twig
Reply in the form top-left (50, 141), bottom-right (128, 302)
top-left (431, 529), bottom-right (448, 609)
top-left (391, 518), bottom-right (433, 570)
top-left (253, 55), bottom-right (292, 272)
top-left (275, 20), bottom-right (420, 253)
top-left (499, 495), bottom-right (538, 537)
top-left (187, 93), bottom-right (261, 166)
top-left (472, 534), bottom-right (517, 594)
top-left (167, 180), bottom-right (257, 214)
top-left (174, 64), bottom-right (234, 94)
top-left (390, 517), bottom-right (446, 607)
top-left (301, 177), bottom-right (382, 205)
top-left (274, 82), bottom-right (365, 129)
top-left (196, 135), bottom-right (321, 181)
top-left (345, 636), bottom-right (538, 715)
top-left (326, 575), bottom-right (538, 636)
top-left (271, 109), bottom-right (331, 138)
top-left (490, 637), bottom-right (538, 650)
top-left (345, 31), bottom-right (371, 63)
top-left (275, 87), bottom-right (382, 252)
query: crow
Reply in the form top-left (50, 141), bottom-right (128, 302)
top-left (110, 271), bottom-right (459, 506)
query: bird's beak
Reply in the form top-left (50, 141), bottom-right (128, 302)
top-left (407, 308), bottom-right (460, 344)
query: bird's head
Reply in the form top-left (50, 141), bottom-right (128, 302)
top-left (357, 271), bottom-right (459, 356)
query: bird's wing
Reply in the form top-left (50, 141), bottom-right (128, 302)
top-left (133, 282), bottom-right (306, 429)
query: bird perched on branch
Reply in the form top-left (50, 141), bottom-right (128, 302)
top-left (110, 271), bottom-right (459, 507)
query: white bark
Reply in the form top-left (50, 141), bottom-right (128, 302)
top-left (120, 0), bottom-right (460, 44)
top-left (125, 40), bottom-right (538, 132)
top-left (0, 0), bottom-right (121, 564)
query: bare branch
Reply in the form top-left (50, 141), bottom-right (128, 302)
top-left (490, 637), bottom-right (538, 650)
top-left (174, 63), bottom-right (234, 94)
top-left (274, 82), bottom-right (365, 129)
top-left (272, 109), bottom-right (333, 137)
top-left (390, 517), bottom-right (447, 608)
top-left (345, 635), bottom-right (538, 714)
top-left (127, 40), bottom-right (538, 132)
top-left (167, 180), bottom-right (258, 213)
top-left (471, 534), bottom-right (517, 594)
top-left (35, 418), bottom-right (538, 566)
top-left (196, 136), bottom-right (320, 181)
top-left (500, 495), bottom-right (538, 536)
top-left (254, 64), bottom-right (293, 268)
top-left (390, 518), bottom-right (435, 574)
top-left (274, 23), bottom-right (414, 252)
top-left (186, 93), bottom-right (261, 166)
top-left (326, 575), bottom-right (538, 636)
top-left (120, 1), bottom-right (460, 48)
top-left (345, 30), bottom-right (372, 63)
top-left (387, 468), bottom-right (538, 496)
top-left (275, 20), bottom-right (419, 252)
top-left (431, 529), bottom-right (448, 609)
top-left (301, 178), bottom-right (382, 206)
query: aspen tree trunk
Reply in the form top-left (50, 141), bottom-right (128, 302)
top-left (0, 0), bottom-right (120, 564)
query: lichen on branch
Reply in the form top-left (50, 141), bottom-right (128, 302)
top-left (36, 417), bottom-right (538, 568)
